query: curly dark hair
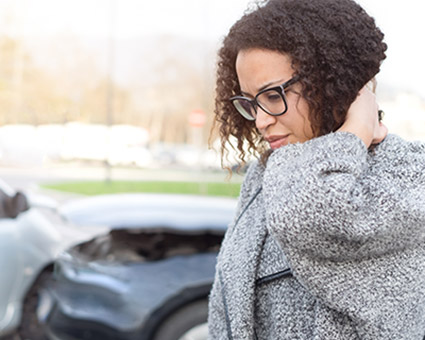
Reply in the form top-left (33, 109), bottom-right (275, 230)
top-left (213, 0), bottom-right (387, 165)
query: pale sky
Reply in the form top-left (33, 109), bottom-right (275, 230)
top-left (2, 0), bottom-right (425, 98)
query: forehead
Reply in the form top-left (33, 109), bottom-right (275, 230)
top-left (235, 49), bottom-right (294, 92)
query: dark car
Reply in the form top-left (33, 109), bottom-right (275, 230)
top-left (44, 193), bottom-right (237, 340)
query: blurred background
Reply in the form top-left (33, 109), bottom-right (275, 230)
top-left (0, 0), bottom-right (424, 191)
top-left (1, 3), bottom-right (423, 339)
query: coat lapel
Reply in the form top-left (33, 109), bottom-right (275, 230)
top-left (218, 188), bottom-right (267, 339)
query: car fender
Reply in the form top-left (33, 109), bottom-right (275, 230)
top-left (48, 252), bottom-right (217, 339)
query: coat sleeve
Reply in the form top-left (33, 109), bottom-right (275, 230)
top-left (263, 131), bottom-right (425, 261)
top-left (262, 132), bottom-right (425, 338)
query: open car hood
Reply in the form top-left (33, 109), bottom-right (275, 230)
top-left (59, 193), bottom-right (237, 232)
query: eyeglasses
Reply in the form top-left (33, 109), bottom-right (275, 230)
top-left (230, 76), bottom-right (299, 121)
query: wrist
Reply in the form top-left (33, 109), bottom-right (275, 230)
top-left (338, 121), bottom-right (372, 148)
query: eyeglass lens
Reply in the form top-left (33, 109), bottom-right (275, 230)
top-left (233, 99), bottom-right (256, 120)
top-left (257, 89), bottom-right (286, 115)
top-left (233, 88), bottom-right (287, 120)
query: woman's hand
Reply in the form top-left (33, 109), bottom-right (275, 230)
top-left (338, 86), bottom-right (388, 148)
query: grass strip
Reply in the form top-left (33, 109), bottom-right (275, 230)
top-left (42, 180), bottom-right (242, 197)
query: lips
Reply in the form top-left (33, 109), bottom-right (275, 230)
top-left (266, 134), bottom-right (290, 149)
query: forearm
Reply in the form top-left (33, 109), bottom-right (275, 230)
top-left (263, 132), bottom-right (404, 260)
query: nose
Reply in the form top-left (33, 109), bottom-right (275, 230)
top-left (255, 107), bottom-right (276, 131)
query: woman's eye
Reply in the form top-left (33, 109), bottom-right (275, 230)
top-left (266, 93), bottom-right (281, 102)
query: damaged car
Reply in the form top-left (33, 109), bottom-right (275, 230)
top-left (44, 193), bottom-right (237, 340)
top-left (0, 179), bottom-right (105, 340)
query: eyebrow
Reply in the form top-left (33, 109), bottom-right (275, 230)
top-left (240, 79), bottom-right (284, 97)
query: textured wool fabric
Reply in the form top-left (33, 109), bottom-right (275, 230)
top-left (208, 132), bottom-right (425, 340)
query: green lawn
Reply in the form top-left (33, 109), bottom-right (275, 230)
top-left (42, 180), bottom-right (242, 197)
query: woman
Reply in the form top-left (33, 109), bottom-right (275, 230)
top-left (208, 0), bottom-right (425, 339)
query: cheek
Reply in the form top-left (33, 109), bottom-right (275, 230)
top-left (292, 99), bottom-right (314, 138)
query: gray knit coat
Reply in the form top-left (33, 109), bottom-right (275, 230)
top-left (208, 132), bottom-right (425, 340)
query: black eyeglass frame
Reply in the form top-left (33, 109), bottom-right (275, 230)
top-left (230, 76), bottom-right (300, 121)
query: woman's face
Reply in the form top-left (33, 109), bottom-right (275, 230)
top-left (235, 48), bottom-right (314, 149)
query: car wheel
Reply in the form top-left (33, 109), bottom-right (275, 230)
top-left (152, 299), bottom-right (208, 340)
top-left (18, 270), bottom-right (53, 340)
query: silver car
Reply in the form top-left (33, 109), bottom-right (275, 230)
top-left (0, 179), bottom-right (105, 340)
